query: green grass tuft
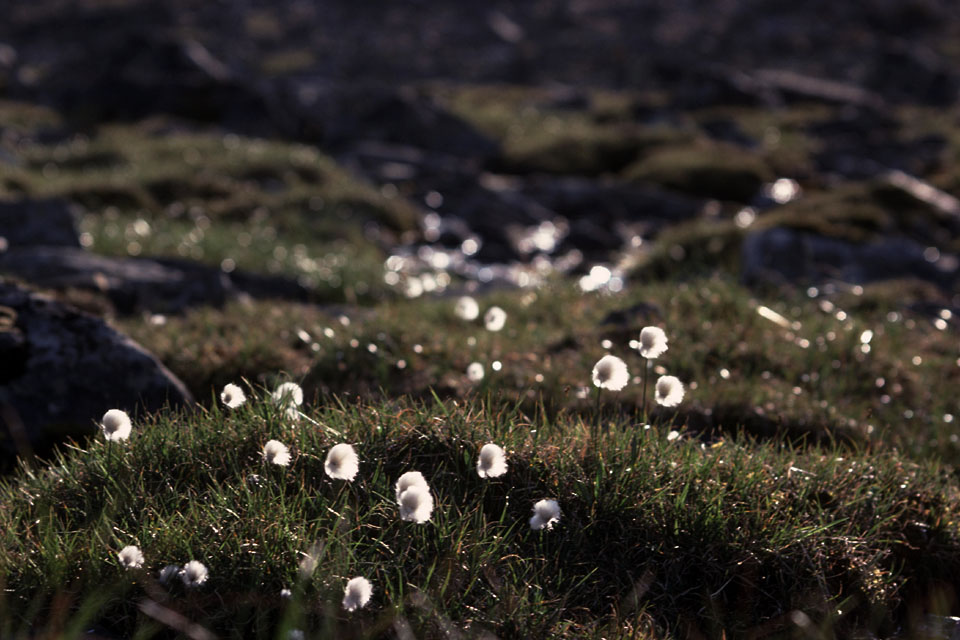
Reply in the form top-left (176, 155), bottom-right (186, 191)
top-left (2, 394), bottom-right (959, 638)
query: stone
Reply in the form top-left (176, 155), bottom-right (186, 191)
top-left (0, 280), bottom-right (193, 469)
top-left (0, 198), bottom-right (81, 248)
top-left (741, 227), bottom-right (959, 289)
top-left (0, 247), bottom-right (309, 314)
top-left (291, 83), bottom-right (499, 159)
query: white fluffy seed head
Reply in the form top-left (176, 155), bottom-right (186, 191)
top-left (220, 383), bottom-right (246, 409)
top-left (655, 375), bottom-right (685, 408)
top-left (394, 471), bottom-right (429, 502)
top-left (592, 355), bottom-right (630, 391)
top-left (639, 326), bottom-right (669, 359)
top-left (455, 296), bottom-right (480, 321)
top-left (398, 485), bottom-right (434, 523)
top-left (262, 440), bottom-right (291, 466)
top-left (100, 409), bottom-right (132, 442)
top-left (529, 499), bottom-right (561, 531)
top-left (342, 576), bottom-right (373, 612)
top-left (477, 443), bottom-right (508, 479)
top-left (466, 362), bottom-right (485, 382)
top-left (324, 443), bottom-right (359, 481)
top-left (484, 306), bottom-right (507, 332)
top-left (181, 560), bottom-right (209, 587)
top-left (272, 382), bottom-right (304, 407)
top-left (118, 545), bottom-right (144, 569)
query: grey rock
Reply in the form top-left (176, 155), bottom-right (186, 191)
top-left (0, 279), bottom-right (192, 468)
top-left (742, 227), bottom-right (959, 288)
top-left (0, 247), bottom-right (227, 313)
top-left (0, 247), bottom-right (309, 314)
top-left (291, 83), bottom-right (499, 160)
top-left (0, 198), bottom-right (81, 248)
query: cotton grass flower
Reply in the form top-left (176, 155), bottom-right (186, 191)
top-left (591, 355), bottom-right (629, 391)
top-left (324, 443), bottom-right (359, 481)
top-left (529, 499), bottom-right (561, 531)
top-left (638, 327), bottom-right (669, 418)
top-left (100, 409), bottom-right (132, 442)
top-left (638, 326), bottom-right (669, 359)
top-left (262, 440), bottom-right (291, 466)
top-left (272, 381), bottom-right (303, 423)
top-left (118, 545), bottom-right (144, 569)
top-left (655, 375), bottom-right (685, 408)
top-left (342, 576), bottom-right (373, 612)
top-left (220, 383), bottom-right (246, 409)
top-left (398, 484), bottom-right (434, 524)
top-left (466, 362), bottom-right (484, 382)
top-left (272, 382), bottom-right (304, 407)
top-left (158, 564), bottom-right (179, 584)
top-left (455, 295), bottom-right (480, 321)
top-left (181, 560), bottom-right (209, 587)
top-left (484, 306), bottom-right (507, 332)
top-left (477, 443), bottom-right (507, 478)
top-left (394, 471), bottom-right (429, 502)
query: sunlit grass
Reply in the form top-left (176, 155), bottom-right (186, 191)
top-left (119, 276), bottom-right (960, 463)
top-left (1, 394), bottom-right (958, 638)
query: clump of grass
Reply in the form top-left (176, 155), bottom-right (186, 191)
top-left (436, 84), bottom-right (691, 176)
top-left (122, 275), bottom-right (960, 462)
top-left (117, 301), bottom-right (321, 398)
top-left (628, 217), bottom-right (745, 279)
top-left (623, 142), bottom-right (773, 202)
top-left (1, 395), bottom-right (958, 638)
top-left (0, 115), bottom-right (421, 304)
top-left (758, 181), bottom-right (957, 248)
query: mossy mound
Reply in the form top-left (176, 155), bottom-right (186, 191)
top-left (623, 142), bottom-right (773, 202)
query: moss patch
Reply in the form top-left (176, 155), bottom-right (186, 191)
top-left (623, 142), bottom-right (773, 201)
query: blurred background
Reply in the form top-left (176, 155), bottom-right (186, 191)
top-left (3, 0), bottom-right (960, 294)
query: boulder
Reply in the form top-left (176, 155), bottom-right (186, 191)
top-left (0, 198), bottom-right (81, 248)
top-left (0, 247), bottom-right (309, 314)
top-left (741, 227), bottom-right (959, 288)
top-left (290, 82), bottom-right (499, 159)
top-left (7, 2), bottom-right (273, 131)
top-left (0, 280), bottom-right (193, 469)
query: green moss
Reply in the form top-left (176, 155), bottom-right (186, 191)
top-left (0, 121), bottom-right (421, 303)
top-left (437, 84), bottom-right (692, 175)
top-left (757, 182), bottom-right (952, 246)
top-left (623, 142), bottom-right (773, 201)
top-left (503, 124), bottom-right (691, 176)
top-left (689, 104), bottom-right (827, 178)
top-left (0, 99), bottom-right (63, 134)
top-left (631, 218), bottom-right (745, 279)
